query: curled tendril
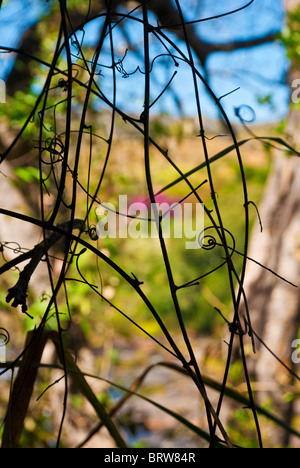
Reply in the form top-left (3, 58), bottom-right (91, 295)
top-left (0, 328), bottom-right (10, 347)
top-left (234, 104), bottom-right (256, 124)
top-left (198, 226), bottom-right (236, 256)
top-left (114, 50), bottom-right (130, 78)
top-left (44, 137), bottom-right (65, 162)
top-left (1, 241), bottom-right (23, 255)
top-left (0, 241), bottom-right (27, 271)
top-left (57, 67), bottom-right (79, 91)
top-left (198, 233), bottom-right (217, 250)
top-left (88, 225), bottom-right (99, 241)
top-left (35, 136), bottom-right (65, 165)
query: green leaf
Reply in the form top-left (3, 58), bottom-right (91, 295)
top-left (80, 361), bottom-right (300, 446)
top-left (75, 362), bottom-right (232, 448)
top-left (156, 136), bottom-right (300, 196)
top-left (158, 362), bottom-right (300, 440)
top-left (14, 166), bottom-right (41, 184)
top-left (50, 332), bottom-right (127, 448)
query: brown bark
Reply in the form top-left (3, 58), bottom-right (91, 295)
top-left (241, 153), bottom-right (300, 378)
top-left (237, 0), bottom-right (300, 447)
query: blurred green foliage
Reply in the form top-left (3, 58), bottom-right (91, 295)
top-left (279, 6), bottom-right (300, 63)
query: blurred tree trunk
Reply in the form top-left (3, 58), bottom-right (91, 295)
top-left (238, 0), bottom-right (300, 448)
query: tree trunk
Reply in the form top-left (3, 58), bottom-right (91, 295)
top-left (241, 154), bottom-right (300, 389)
top-left (238, 0), bottom-right (300, 447)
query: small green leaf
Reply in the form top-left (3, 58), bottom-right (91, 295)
top-left (14, 166), bottom-right (41, 184)
top-left (51, 332), bottom-right (127, 448)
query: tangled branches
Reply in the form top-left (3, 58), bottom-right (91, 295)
top-left (0, 0), bottom-right (299, 449)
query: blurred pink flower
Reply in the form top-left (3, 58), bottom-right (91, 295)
top-left (130, 193), bottom-right (181, 218)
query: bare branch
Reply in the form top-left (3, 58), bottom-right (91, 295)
top-left (5, 219), bottom-right (85, 314)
